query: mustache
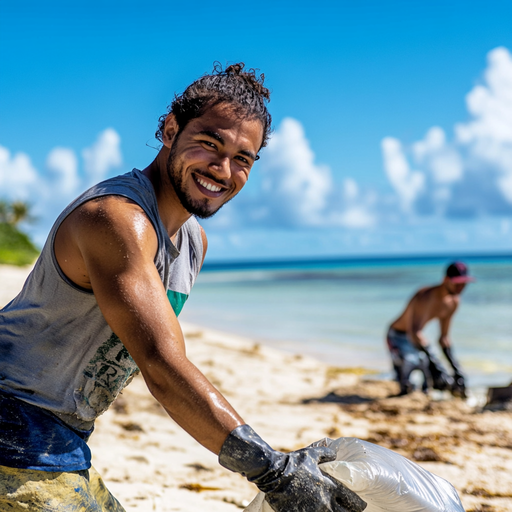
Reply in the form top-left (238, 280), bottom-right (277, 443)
top-left (192, 170), bottom-right (229, 188)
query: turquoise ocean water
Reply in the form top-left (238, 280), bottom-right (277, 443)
top-left (180, 257), bottom-right (512, 393)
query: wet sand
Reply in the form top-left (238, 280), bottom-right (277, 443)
top-left (2, 264), bottom-right (512, 512)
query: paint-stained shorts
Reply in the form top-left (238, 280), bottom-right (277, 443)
top-left (386, 327), bottom-right (424, 368)
top-left (0, 464), bottom-right (125, 511)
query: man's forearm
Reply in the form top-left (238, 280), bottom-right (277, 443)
top-left (144, 348), bottom-right (368, 512)
top-left (408, 330), bottom-right (429, 349)
top-left (438, 335), bottom-right (451, 349)
top-left (141, 351), bottom-right (244, 454)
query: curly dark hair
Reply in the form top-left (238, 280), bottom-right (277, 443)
top-left (156, 62), bottom-right (272, 150)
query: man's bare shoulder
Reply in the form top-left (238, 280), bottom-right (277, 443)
top-left (69, 196), bottom-right (157, 249)
top-left (411, 284), bottom-right (440, 303)
top-left (72, 195), bottom-right (150, 229)
top-left (55, 195), bottom-right (158, 289)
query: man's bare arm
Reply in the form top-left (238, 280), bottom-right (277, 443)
top-left (405, 295), bottom-right (430, 349)
top-left (64, 198), bottom-right (243, 454)
top-left (438, 299), bottom-right (459, 348)
top-left (54, 198), bottom-right (369, 512)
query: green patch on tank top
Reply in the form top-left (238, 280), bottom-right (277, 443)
top-left (166, 290), bottom-right (188, 317)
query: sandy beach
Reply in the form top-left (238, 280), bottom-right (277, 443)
top-left (2, 264), bottom-right (512, 512)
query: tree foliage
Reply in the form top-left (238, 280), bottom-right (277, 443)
top-left (0, 200), bottom-right (33, 226)
top-left (0, 200), bottom-right (39, 265)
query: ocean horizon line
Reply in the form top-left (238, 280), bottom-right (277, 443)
top-left (201, 251), bottom-right (512, 272)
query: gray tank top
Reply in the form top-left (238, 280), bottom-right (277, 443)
top-left (0, 169), bottom-right (203, 430)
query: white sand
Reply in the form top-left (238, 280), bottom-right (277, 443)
top-left (0, 264), bottom-right (34, 307)
top-left (2, 264), bottom-right (512, 512)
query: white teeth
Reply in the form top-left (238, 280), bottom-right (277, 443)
top-left (197, 177), bottom-right (221, 192)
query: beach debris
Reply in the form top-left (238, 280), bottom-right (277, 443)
top-left (112, 395), bottom-right (128, 414)
top-left (327, 366), bottom-right (378, 377)
top-left (303, 391), bottom-right (374, 405)
top-left (128, 455), bottom-right (149, 464)
top-left (324, 366), bottom-right (379, 387)
top-left (412, 446), bottom-right (443, 462)
top-left (465, 488), bottom-right (512, 499)
top-left (179, 482), bottom-right (222, 492)
top-left (185, 462), bottom-right (213, 472)
top-left (364, 430), bottom-right (451, 463)
top-left (118, 421), bottom-right (144, 432)
top-left (326, 425), bottom-right (343, 438)
top-left (484, 385), bottom-right (512, 411)
top-left (240, 342), bottom-right (263, 356)
top-left (466, 504), bottom-right (495, 512)
top-left (184, 330), bottom-right (204, 339)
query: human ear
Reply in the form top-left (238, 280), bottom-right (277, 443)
top-left (162, 114), bottom-right (179, 148)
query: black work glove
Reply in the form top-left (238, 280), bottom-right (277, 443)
top-left (421, 345), bottom-right (454, 391)
top-left (219, 424), bottom-right (367, 512)
top-left (442, 346), bottom-right (467, 398)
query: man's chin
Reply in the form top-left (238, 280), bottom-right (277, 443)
top-left (176, 185), bottom-right (234, 218)
top-left (192, 207), bottom-right (222, 220)
top-left (185, 200), bottom-right (224, 219)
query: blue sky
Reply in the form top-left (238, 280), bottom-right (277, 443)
top-left (1, 1), bottom-right (512, 261)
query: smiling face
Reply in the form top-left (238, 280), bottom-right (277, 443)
top-left (163, 103), bottom-right (264, 219)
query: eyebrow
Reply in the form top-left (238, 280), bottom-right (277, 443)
top-left (198, 130), bottom-right (257, 161)
top-left (199, 130), bottom-right (224, 144)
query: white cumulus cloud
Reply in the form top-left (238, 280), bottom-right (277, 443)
top-left (46, 147), bottom-right (80, 196)
top-left (343, 178), bottom-right (359, 201)
top-left (82, 128), bottom-right (122, 185)
top-left (0, 129), bottom-right (123, 244)
top-left (381, 137), bottom-right (425, 213)
top-left (413, 127), bottom-right (463, 185)
top-left (381, 46), bottom-right (512, 218)
top-left (202, 117), bottom-right (376, 230)
top-left (330, 207), bottom-right (375, 229)
top-left (0, 146), bottom-right (40, 201)
top-left (259, 117), bottom-right (333, 226)
top-left (456, 47), bottom-right (512, 146)
top-left (456, 46), bottom-right (512, 204)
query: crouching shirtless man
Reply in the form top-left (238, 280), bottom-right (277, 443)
top-left (0, 63), bottom-right (366, 512)
top-left (386, 262), bottom-right (473, 397)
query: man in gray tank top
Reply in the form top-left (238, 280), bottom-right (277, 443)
top-left (0, 64), bottom-right (366, 512)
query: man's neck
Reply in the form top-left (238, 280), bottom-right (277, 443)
top-left (142, 149), bottom-right (192, 239)
top-left (439, 282), bottom-right (458, 298)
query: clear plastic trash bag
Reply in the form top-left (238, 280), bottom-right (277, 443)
top-left (244, 437), bottom-right (465, 512)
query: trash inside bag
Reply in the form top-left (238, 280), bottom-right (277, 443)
top-left (244, 437), bottom-right (465, 512)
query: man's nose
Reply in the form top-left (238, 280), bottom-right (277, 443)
top-left (208, 156), bottom-right (231, 179)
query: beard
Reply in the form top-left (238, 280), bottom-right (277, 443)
top-left (166, 140), bottom-right (230, 219)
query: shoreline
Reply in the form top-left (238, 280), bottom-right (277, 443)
top-left (200, 252), bottom-right (512, 272)
top-left (179, 313), bottom-right (507, 399)
top-left (2, 264), bottom-right (512, 511)
top-left (179, 260), bottom-right (512, 395)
